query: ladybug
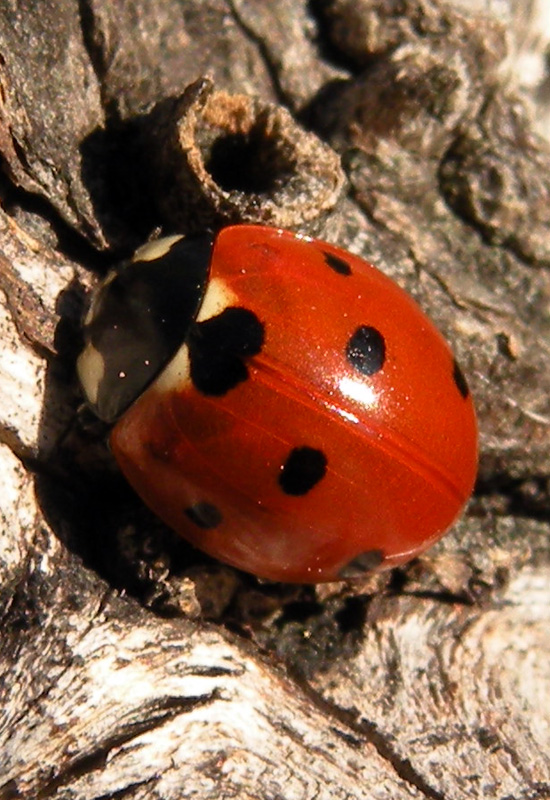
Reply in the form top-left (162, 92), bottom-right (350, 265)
top-left (77, 225), bottom-right (477, 583)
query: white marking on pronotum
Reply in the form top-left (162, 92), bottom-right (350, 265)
top-left (77, 343), bottom-right (105, 405)
top-left (153, 343), bottom-right (191, 393)
top-left (133, 235), bottom-right (184, 263)
top-left (196, 277), bottom-right (237, 323)
top-left (152, 274), bottom-right (237, 394)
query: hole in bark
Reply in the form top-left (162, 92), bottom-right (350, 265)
top-left (335, 596), bottom-right (368, 633)
top-left (205, 129), bottom-right (292, 194)
top-left (277, 600), bottom-right (323, 625)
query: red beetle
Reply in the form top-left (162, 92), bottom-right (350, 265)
top-left (78, 225), bottom-right (477, 582)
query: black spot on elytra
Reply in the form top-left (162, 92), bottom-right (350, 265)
top-left (323, 251), bottom-right (352, 276)
top-left (346, 326), bottom-right (385, 376)
top-left (185, 502), bottom-right (223, 529)
top-left (338, 549), bottom-right (384, 579)
top-left (188, 307), bottom-right (264, 395)
top-left (453, 358), bottom-right (470, 399)
top-left (279, 447), bottom-right (327, 496)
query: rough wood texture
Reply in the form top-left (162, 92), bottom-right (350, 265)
top-left (0, 2), bottom-right (549, 799)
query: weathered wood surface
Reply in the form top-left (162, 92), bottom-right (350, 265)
top-left (0, 2), bottom-right (549, 798)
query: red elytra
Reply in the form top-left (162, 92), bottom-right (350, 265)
top-left (100, 225), bottom-right (478, 583)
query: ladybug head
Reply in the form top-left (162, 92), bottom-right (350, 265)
top-left (77, 234), bottom-right (212, 424)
